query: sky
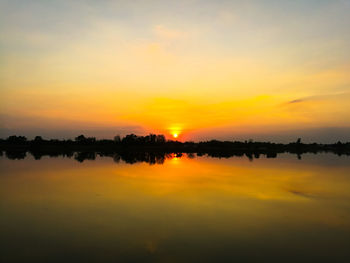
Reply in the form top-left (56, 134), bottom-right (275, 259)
top-left (1, 0), bottom-right (350, 142)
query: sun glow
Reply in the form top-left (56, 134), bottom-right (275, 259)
top-left (168, 125), bottom-right (183, 140)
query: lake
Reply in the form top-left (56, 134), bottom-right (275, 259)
top-left (1, 153), bottom-right (350, 262)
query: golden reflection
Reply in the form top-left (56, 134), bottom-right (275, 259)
top-left (1, 155), bottom-right (350, 262)
top-left (2, 155), bottom-right (350, 222)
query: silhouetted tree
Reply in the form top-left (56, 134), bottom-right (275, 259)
top-left (154, 135), bottom-right (164, 144)
top-left (75, 135), bottom-right (86, 142)
top-left (122, 134), bottom-right (138, 144)
top-left (86, 137), bottom-right (96, 143)
top-left (33, 136), bottom-right (44, 143)
top-left (149, 134), bottom-right (156, 143)
top-left (1, 133), bottom-right (350, 162)
top-left (6, 135), bottom-right (27, 143)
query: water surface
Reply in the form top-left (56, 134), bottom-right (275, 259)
top-left (1, 153), bottom-right (350, 262)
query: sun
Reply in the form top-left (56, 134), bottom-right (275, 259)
top-left (169, 125), bottom-right (182, 140)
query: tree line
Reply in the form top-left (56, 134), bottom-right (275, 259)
top-left (2, 134), bottom-right (167, 145)
top-left (1, 134), bottom-right (350, 158)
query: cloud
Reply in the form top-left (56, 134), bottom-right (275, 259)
top-left (288, 190), bottom-right (315, 199)
top-left (285, 95), bottom-right (321, 105)
top-left (286, 92), bottom-right (350, 105)
top-left (288, 99), bottom-right (304, 104)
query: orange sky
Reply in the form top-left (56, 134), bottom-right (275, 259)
top-left (1, 0), bottom-right (350, 142)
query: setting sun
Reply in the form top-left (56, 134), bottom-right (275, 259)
top-left (169, 125), bottom-right (182, 140)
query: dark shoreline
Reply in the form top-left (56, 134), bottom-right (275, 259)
top-left (1, 134), bottom-right (349, 163)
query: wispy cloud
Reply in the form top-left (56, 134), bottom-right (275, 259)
top-left (288, 189), bottom-right (315, 199)
top-left (288, 99), bottom-right (304, 104)
top-left (286, 92), bottom-right (350, 105)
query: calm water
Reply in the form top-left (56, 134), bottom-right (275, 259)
top-left (1, 153), bottom-right (350, 263)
